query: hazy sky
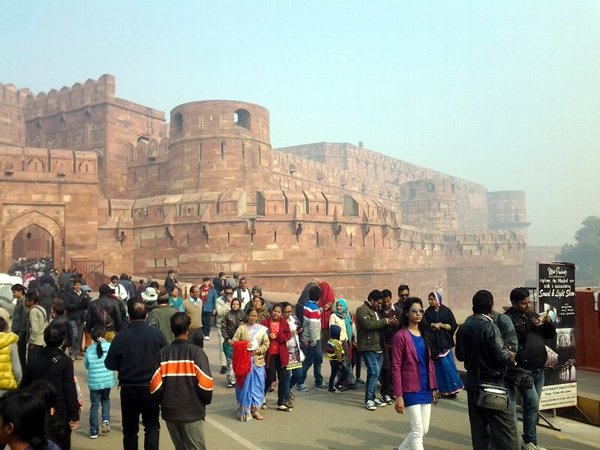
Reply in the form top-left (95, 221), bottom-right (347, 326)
top-left (2, 1), bottom-right (599, 246)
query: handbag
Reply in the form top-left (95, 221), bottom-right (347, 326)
top-left (506, 366), bottom-right (534, 389)
top-left (476, 383), bottom-right (509, 411)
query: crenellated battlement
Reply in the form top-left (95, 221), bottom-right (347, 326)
top-left (0, 82), bottom-right (32, 106)
top-left (25, 74), bottom-right (116, 118)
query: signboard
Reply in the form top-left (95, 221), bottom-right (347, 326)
top-left (538, 262), bottom-right (576, 409)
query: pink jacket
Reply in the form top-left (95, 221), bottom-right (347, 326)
top-left (391, 328), bottom-right (437, 398)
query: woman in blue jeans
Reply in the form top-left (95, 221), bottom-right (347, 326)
top-left (84, 326), bottom-right (116, 438)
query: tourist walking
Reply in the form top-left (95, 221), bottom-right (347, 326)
top-left (84, 326), bottom-right (116, 439)
top-left (455, 290), bottom-right (518, 450)
top-left (151, 312), bottom-right (214, 450)
top-left (231, 308), bottom-right (269, 421)
top-left (391, 297), bottom-right (438, 450)
top-left (221, 298), bottom-right (245, 388)
top-left (21, 326), bottom-right (80, 450)
top-left (216, 287), bottom-right (234, 374)
top-left (296, 285), bottom-right (327, 392)
top-left (356, 289), bottom-right (398, 410)
top-left (329, 298), bottom-right (357, 388)
top-left (505, 287), bottom-right (556, 450)
top-left (149, 292), bottom-right (177, 344)
top-left (85, 284), bottom-right (122, 342)
top-left (183, 285), bottom-right (204, 348)
top-left (0, 317), bottom-right (21, 397)
top-left (200, 277), bottom-right (217, 340)
top-left (169, 287), bottom-right (184, 312)
top-left (25, 291), bottom-right (48, 360)
top-left (261, 304), bottom-right (292, 411)
top-left (104, 301), bottom-right (168, 450)
top-left (424, 291), bottom-right (463, 397)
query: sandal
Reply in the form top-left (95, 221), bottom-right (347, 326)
top-left (252, 412), bottom-right (264, 420)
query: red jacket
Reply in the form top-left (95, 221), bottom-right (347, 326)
top-left (261, 317), bottom-right (291, 368)
top-left (391, 328), bottom-right (437, 398)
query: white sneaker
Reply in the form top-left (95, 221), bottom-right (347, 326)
top-left (203, 336), bottom-right (210, 341)
top-left (365, 400), bottom-right (377, 411)
top-left (101, 420), bottom-right (110, 434)
top-left (521, 443), bottom-right (537, 450)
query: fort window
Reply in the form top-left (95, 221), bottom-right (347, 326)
top-left (234, 109), bottom-right (251, 130)
top-left (426, 183), bottom-right (435, 193)
top-left (343, 195), bottom-right (359, 217)
top-left (221, 141), bottom-right (225, 160)
top-left (257, 192), bottom-right (265, 216)
top-left (451, 183), bottom-right (456, 194)
top-left (273, 231), bottom-right (277, 243)
top-left (316, 232), bottom-right (319, 247)
top-left (174, 113), bottom-right (183, 133)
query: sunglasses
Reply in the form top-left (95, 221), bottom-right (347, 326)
top-left (401, 293), bottom-right (410, 298)
top-left (410, 309), bottom-right (424, 314)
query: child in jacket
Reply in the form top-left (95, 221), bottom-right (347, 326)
top-left (326, 325), bottom-right (349, 393)
top-left (84, 326), bottom-right (116, 439)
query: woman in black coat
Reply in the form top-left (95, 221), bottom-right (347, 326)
top-left (21, 325), bottom-right (80, 450)
top-left (424, 292), bottom-right (464, 397)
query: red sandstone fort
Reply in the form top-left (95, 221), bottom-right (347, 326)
top-left (0, 74), bottom-right (529, 312)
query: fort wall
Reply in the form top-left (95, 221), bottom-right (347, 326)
top-left (0, 75), bottom-right (528, 307)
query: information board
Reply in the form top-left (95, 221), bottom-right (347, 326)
top-left (538, 262), bottom-right (576, 409)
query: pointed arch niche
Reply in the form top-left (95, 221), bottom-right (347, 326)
top-left (2, 211), bottom-right (63, 271)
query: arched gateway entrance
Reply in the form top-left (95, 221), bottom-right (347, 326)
top-left (1, 211), bottom-right (63, 273)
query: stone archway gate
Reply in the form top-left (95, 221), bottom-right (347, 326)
top-left (1, 209), bottom-right (64, 273)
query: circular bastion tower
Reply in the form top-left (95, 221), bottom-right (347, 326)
top-left (487, 190), bottom-right (529, 241)
top-left (167, 100), bottom-right (271, 194)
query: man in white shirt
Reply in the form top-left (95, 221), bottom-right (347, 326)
top-left (232, 277), bottom-right (251, 310)
top-left (109, 275), bottom-right (128, 302)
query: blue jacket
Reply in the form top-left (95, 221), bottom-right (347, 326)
top-left (84, 341), bottom-right (116, 391)
top-left (201, 287), bottom-right (217, 312)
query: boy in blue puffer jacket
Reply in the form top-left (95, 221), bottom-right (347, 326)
top-left (84, 326), bottom-right (116, 439)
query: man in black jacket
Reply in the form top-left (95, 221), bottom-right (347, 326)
top-left (62, 279), bottom-right (90, 359)
top-left (86, 284), bottom-right (123, 341)
top-left (456, 290), bottom-right (517, 450)
top-left (505, 287), bottom-right (556, 450)
top-left (151, 312), bottom-right (213, 449)
top-left (105, 301), bottom-right (168, 450)
top-left (164, 270), bottom-right (178, 294)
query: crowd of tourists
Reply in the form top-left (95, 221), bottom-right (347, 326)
top-left (0, 267), bottom-right (555, 450)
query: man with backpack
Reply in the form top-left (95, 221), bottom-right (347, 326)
top-left (86, 284), bottom-right (123, 342)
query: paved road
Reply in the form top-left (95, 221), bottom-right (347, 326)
top-left (70, 334), bottom-right (600, 450)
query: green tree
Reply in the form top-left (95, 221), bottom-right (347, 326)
top-left (559, 216), bottom-right (600, 283)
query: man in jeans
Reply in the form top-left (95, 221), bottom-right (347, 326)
top-left (356, 289), bottom-right (399, 410)
top-left (505, 287), bottom-right (556, 450)
top-left (296, 285), bottom-right (328, 391)
top-left (105, 301), bottom-right (168, 450)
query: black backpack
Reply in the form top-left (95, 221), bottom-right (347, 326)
top-left (94, 301), bottom-right (113, 330)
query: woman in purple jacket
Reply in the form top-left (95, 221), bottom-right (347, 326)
top-left (391, 297), bottom-right (438, 450)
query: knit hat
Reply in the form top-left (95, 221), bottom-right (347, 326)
top-left (251, 285), bottom-right (262, 296)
